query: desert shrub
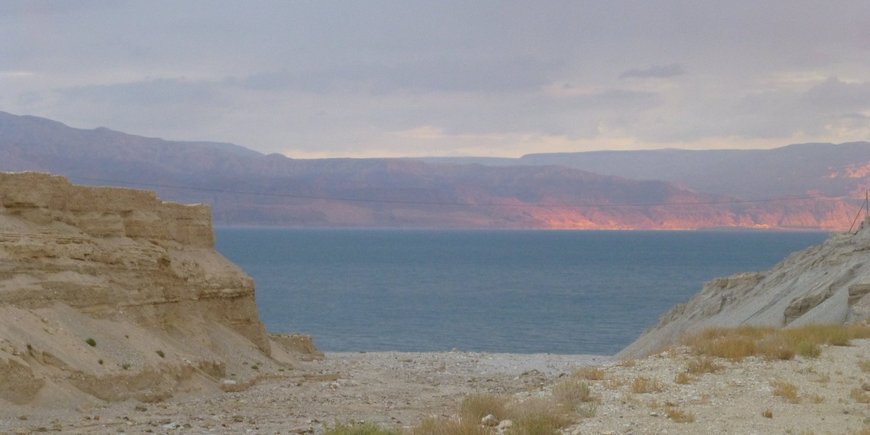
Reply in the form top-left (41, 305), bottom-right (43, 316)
top-left (761, 409), bottom-right (773, 418)
top-left (771, 380), bottom-right (800, 403)
top-left (156, 350), bottom-right (165, 358)
top-left (573, 367), bottom-right (605, 380)
top-left (459, 394), bottom-right (508, 422)
top-left (665, 406), bottom-right (695, 423)
top-left (631, 377), bottom-right (663, 394)
top-left (552, 378), bottom-right (595, 411)
top-left (411, 417), bottom-right (490, 435)
top-left (85, 338), bottom-right (97, 347)
top-left (325, 422), bottom-right (399, 435)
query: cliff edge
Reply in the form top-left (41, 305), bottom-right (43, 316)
top-left (0, 172), bottom-right (302, 411)
top-left (619, 217), bottom-right (870, 359)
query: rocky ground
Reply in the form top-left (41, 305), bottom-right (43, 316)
top-left (1, 339), bottom-right (868, 434)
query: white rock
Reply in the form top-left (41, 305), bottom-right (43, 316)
top-left (481, 414), bottom-right (499, 426)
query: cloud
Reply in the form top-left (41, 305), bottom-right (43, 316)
top-left (619, 64), bottom-right (686, 79)
top-left (230, 56), bottom-right (561, 95)
top-left (3, 1), bottom-right (870, 157)
top-left (59, 78), bottom-right (219, 106)
top-left (802, 77), bottom-right (870, 111)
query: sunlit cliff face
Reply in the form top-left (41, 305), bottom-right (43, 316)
top-left (529, 198), bottom-right (858, 231)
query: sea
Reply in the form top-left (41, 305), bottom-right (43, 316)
top-left (214, 228), bottom-right (828, 356)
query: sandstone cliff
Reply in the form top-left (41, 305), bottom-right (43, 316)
top-left (619, 218), bottom-right (870, 359)
top-left (0, 172), bottom-right (302, 411)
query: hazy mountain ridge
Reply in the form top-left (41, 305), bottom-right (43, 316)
top-left (426, 142), bottom-right (870, 200)
top-left (0, 111), bottom-right (864, 230)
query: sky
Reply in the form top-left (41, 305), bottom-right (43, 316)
top-left (1, 1), bottom-right (869, 158)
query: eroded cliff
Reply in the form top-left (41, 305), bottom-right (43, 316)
top-left (619, 217), bottom-right (870, 359)
top-left (0, 172), bottom-right (295, 410)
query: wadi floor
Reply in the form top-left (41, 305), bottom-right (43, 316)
top-left (1, 341), bottom-right (868, 434)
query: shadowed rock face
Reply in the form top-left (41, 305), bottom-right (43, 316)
top-left (0, 172), bottom-right (273, 407)
top-left (619, 217), bottom-right (870, 359)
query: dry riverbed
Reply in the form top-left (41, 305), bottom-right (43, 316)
top-left (2, 340), bottom-right (869, 434)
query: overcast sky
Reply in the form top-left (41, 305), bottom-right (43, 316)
top-left (2, 1), bottom-right (869, 158)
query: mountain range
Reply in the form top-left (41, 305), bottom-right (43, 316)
top-left (1, 111), bottom-right (867, 230)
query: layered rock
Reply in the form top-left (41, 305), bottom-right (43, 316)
top-left (0, 172), bottom-right (289, 408)
top-left (619, 217), bottom-right (870, 359)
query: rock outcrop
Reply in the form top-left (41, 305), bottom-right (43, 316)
top-left (0, 172), bottom-right (298, 410)
top-left (619, 217), bottom-right (870, 359)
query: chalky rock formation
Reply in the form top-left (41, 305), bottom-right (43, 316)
top-left (0, 172), bottom-right (283, 408)
top-left (620, 218), bottom-right (870, 359)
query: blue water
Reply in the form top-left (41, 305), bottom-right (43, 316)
top-left (214, 229), bottom-right (827, 355)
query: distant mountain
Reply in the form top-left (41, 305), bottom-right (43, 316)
top-left (0, 111), bottom-right (863, 230)
top-left (423, 143), bottom-right (870, 201)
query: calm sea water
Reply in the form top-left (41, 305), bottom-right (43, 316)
top-left (214, 229), bottom-right (827, 355)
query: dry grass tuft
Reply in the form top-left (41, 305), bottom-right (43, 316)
top-left (807, 393), bottom-right (825, 404)
top-left (850, 388), bottom-right (870, 404)
top-left (617, 358), bottom-right (637, 368)
top-left (631, 376), bottom-right (664, 394)
top-left (459, 394), bottom-right (509, 422)
top-left (411, 417), bottom-right (490, 435)
top-left (686, 356), bottom-right (722, 375)
top-left (507, 398), bottom-right (574, 435)
top-left (674, 372), bottom-right (692, 385)
top-left (553, 378), bottom-right (596, 411)
top-left (665, 406), bottom-right (695, 423)
top-left (325, 422), bottom-right (400, 435)
top-left (771, 380), bottom-right (800, 404)
top-left (761, 409), bottom-right (773, 418)
top-left (846, 323), bottom-right (870, 339)
top-left (573, 367), bottom-right (605, 380)
top-left (684, 324), bottom-right (869, 362)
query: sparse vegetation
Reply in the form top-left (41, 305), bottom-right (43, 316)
top-left (411, 417), bottom-right (489, 435)
top-left (674, 371), bottom-right (692, 384)
top-left (552, 378), bottom-right (596, 411)
top-left (121, 363), bottom-right (131, 370)
top-left (686, 356), bottom-right (722, 375)
top-left (459, 394), bottom-right (508, 422)
top-left (573, 367), bottom-right (605, 380)
top-left (665, 406), bottom-right (695, 423)
top-left (684, 324), bottom-right (870, 362)
top-left (156, 350), bottom-right (165, 358)
top-left (850, 388), bottom-right (870, 404)
top-left (507, 397), bottom-right (574, 435)
top-left (631, 376), bottom-right (663, 394)
top-left (771, 380), bottom-right (800, 403)
top-left (324, 422), bottom-right (399, 435)
top-left (85, 338), bottom-right (96, 347)
top-left (762, 409), bottom-right (773, 418)
top-left (859, 360), bottom-right (870, 373)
